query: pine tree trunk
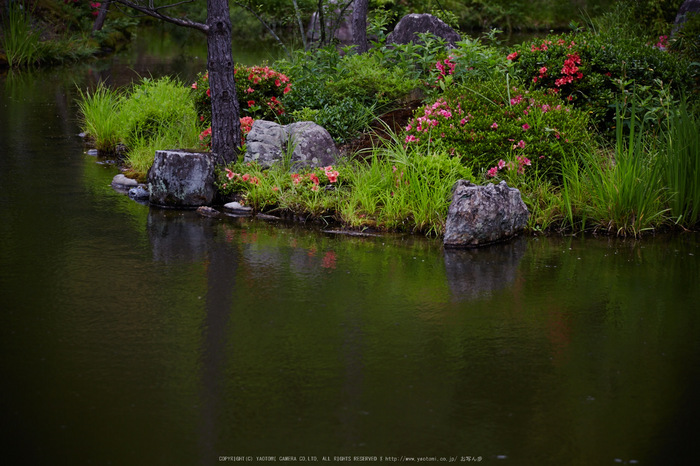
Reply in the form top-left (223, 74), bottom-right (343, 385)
top-left (207, 0), bottom-right (240, 165)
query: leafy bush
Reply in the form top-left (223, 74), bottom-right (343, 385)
top-left (277, 44), bottom-right (421, 142)
top-left (402, 80), bottom-right (592, 183)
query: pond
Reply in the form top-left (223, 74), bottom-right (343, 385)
top-left (1, 30), bottom-right (699, 466)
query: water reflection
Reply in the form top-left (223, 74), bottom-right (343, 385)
top-left (444, 237), bottom-right (527, 300)
top-left (147, 209), bottom-right (211, 263)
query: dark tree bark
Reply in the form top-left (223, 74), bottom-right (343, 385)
top-left (351, 0), bottom-right (368, 53)
top-left (92, 0), bottom-right (111, 32)
top-left (112, 0), bottom-right (240, 164)
top-left (206, 0), bottom-right (240, 164)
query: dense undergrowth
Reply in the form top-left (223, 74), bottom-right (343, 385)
top-left (76, 1), bottom-right (700, 237)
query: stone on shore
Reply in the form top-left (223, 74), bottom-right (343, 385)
top-left (387, 13), bottom-right (461, 47)
top-left (244, 120), bottom-right (340, 169)
top-left (147, 150), bottom-right (215, 208)
top-left (444, 180), bottom-right (529, 248)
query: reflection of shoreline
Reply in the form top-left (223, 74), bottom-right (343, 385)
top-left (444, 237), bottom-right (527, 301)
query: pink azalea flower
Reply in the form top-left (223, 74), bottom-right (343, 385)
top-left (487, 167), bottom-right (499, 177)
top-left (522, 123), bottom-right (531, 131)
top-left (491, 122), bottom-right (498, 129)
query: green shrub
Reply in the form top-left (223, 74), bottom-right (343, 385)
top-left (277, 44), bottom-right (421, 142)
top-left (403, 80), bottom-right (592, 183)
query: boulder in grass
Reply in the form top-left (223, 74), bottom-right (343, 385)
top-left (147, 150), bottom-right (216, 208)
top-left (444, 180), bottom-right (529, 248)
top-left (244, 120), bottom-right (340, 169)
top-left (387, 13), bottom-right (461, 47)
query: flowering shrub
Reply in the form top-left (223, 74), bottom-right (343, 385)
top-left (402, 83), bottom-right (591, 182)
top-left (507, 31), bottom-right (695, 132)
top-left (191, 64), bottom-right (291, 126)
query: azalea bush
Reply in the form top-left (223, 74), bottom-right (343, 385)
top-left (191, 64), bottom-right (291, 126)
top-left (507, 30), bottom-right (696, 133)
top-left (402, 81), bottom-right (592, 183)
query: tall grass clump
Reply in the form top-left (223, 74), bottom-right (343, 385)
top-left (116, 76), bottom-right (201, 178)
top-left (662, 101), bottom-right (700, 227)
top-left (76, 83), bottom-right (121, 153)
top-left (561, 103), bottom-right (668, 236)
top-left (2, 2), bottom-right (40, 67)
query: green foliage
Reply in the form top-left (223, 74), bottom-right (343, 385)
top-left (277, 43), bottom-right (421, 142)
top-left (669, 11), bottom-right (700, 66)
top-left (403, 80), bottom-right (592, 183)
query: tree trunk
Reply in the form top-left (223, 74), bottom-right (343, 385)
top-left (207, 0), bottom-right (240, 165)
top-left (92, 0), bottom-right (110, 32)
top-left (351, 0), bottom-right (368, 53)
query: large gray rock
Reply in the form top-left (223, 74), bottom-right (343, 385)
top-left (147, 150), bottom-right (216, 208)
top-left (387, 13), bottom-right (461, 47)
top-left (674, 0), bottom-right (700, 29)
top-left (244, 120), bottom-right (340, 169)
top-left (444, 180), bottom-right (529, 248)
top-left (286, 121), bottom-right (340, 169)
top-left (245, 120), bottom-right (287, 166)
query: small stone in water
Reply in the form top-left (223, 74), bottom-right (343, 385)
top-left (87, 149), bottom-right (99, 156)
top-left (224, 201), bottom-right (253, 215)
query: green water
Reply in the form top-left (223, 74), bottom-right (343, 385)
top-left (1, 30), bottom-right (699, 466)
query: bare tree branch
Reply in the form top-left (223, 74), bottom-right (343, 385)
top-left (291, 0), bottom-right (307, 51)
top-left (112, 0), bottom-right (208, 32)
top-left (231, 1), bottom-right (291, 59)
